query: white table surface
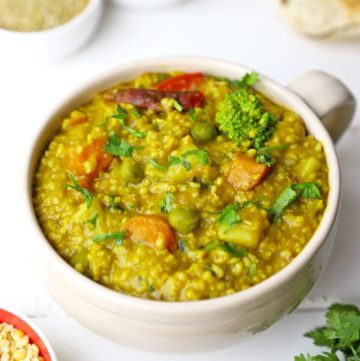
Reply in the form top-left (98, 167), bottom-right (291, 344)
top-left (1, 0), bottom-right (360, 359)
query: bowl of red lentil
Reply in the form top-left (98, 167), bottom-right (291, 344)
top-left (27, 56), bottom-right (355, 352)
top-left (0, 308), bottom-right (57, 361)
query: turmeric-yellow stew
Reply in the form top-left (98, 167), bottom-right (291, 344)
top-left (33, 71), bottom-right (328, 301)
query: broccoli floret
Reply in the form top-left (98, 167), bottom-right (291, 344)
top-left (215, 74), bottom-right (277, 164)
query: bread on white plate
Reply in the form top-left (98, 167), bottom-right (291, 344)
top-left (280, 0), bottom-right (360, 38)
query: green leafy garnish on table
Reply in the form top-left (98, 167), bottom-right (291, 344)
top-left (112, 105), bottom-right (147, 139)
top-left (92, 231), bottom-right (127, 246)
top-left (64, 172), bottom-right (92, 208)
top-left (269, 182), bottom-right (321, 222)
top-left (104, 134), bottom-right (135, 157)
top-left (295, 303), bottom-right (360, 361)
top-left (159, 192), bottom-right (174, 213)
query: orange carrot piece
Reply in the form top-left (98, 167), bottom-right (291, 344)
top-left (227, 153), bottom-right (270, 192)
top-left (122, 215), bottom-right (177, 252)
top-left (64, 137), bottom-right (113, 182)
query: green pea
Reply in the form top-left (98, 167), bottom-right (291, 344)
top-left (168, 207), bottom-right (200, 234)
top-left (191, 122), bottom-right (216, 143)
top-left (120, 159), bottom-right (144, 184)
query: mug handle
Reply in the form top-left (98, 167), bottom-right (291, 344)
top-left (288, 70), bottom-right (356, 143)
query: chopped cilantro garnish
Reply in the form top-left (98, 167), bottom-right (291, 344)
top-left (112, 105), bottom-right (147, 139)
top-left (85, 213), bottom-right (98, 227)
top-left (269, 182), bottom-right (321, 222)
top-left (104, 134), bottom-right (135, 157)
top-left (98, 116), bottom-right (110, 127)
top-left (132, 108), bottom-right (142, 118)
top-left (173, 100), bottom-right (183, 112)
top-left (230, 71), bottom-right (259, 89)
top-left (153, 149), bottom-right (210, 171)
top-left (218, 203), bottom-right (241, 227)
top-left (256, 143), bottom-right (291, 166)
top-left (149, 159), bottom-right (168, 171)
top-left (203, 241), bottom-right (247, 258)
top-left (92, 231), bottom-right (127, 246)
top-left (159, 192), bottom-right (174, 213)
top-left (188, 108), bottom-right (196, 121)
top-left (64, 172), bottom-right (92, 209)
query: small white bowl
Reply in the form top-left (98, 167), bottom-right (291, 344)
top-left (0, 0), bottom-right (103, 63)
top-left (0, 308), bottom-right (57, 361)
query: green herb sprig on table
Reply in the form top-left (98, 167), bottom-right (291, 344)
top-left (295, 303), bottom-right (360, 361)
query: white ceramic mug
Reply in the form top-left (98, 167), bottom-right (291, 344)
top-left (27, 56), bottom-right (355, 353)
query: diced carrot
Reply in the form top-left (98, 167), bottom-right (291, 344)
top-left (64, 137), bottom-right (113, 181)
top-left (156, 72), bottom-right (204, 91)
top-left (227, 153), bottom-right (270, 191)
top-left (122, 215), bottom-right (177, 252)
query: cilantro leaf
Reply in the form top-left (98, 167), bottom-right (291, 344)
top-left (305, 328), bottom-right (334, 348)
top-left (112, 105), bottom-right (147, 139)
top-left (188, 108), bottom-right (196, 121)
top-left (85, 213), bottom-right (98, 227)
top-left (104, 134), bottom-right (135, 157)
top-left (269, 182), bottom-right (321, 222)
top-left (64, 172), bottom-right (92, 208)
top-left (182, 149), bottom-right (209, 166)
top-left (159, 192), bottom-right (174, 213)
top-left (231, 71), bottom-right (259, 89)
top-left (203, 240), bottom-right (247, 258)
top-left (295, 353), bottom-right (340, 361)
top-left (92, 231), bottom-right (127, 246)
top-left (218, 203), bottom-right (241, 227)
top-left (149, 159), bottom-right (168, 171)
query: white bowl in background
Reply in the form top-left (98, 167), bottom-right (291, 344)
top-left (0, 0), bottom-right (103, 63)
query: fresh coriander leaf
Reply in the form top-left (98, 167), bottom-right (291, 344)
top-left (269, 182), bottom-right (321, 222)
top-left (85, 213), bottom-right (98, 227)
top-left (218, 203), bottom-right (241, 227)
top-left (111, 104), bottom-right (127, 121)
top-left (295, 353), bottom-right (340, 361)
top-left (241, 200), bottom-right (266, 210)
top-left (159, 192), bottom-right (174, 213)
top-left (132, 108), bottom-right (142, 118)
top-left (305, 328), bottom-right (334, 348)
top-left (92, 231), bottom-right (127, 246)
top-left (230, 71), bottom-right (259, 89)
top-left (173, 99), bottom-right (183, 112)
top-left (269, 185), bottom-right (298, 222)
top-left (203, 241), bottom-right (247, 258)
top-left (149, 159), bottom-right (168, 171)
top-left (182, 149), bottom-right (209, 166)
top-left (112, 105), bottom-right (147, 139)
top-left (188, 108), bottom-right (196, 121)
top-left (294, 182), bottom-right (321, 199)
top-left (220, 242), bottom-right (247, 258)
top-left (64, 172), bottom-right (92, 208)
top-left (104, 134), bottom-right (134, 157)
top-left (168, 156), bottom-right (182, 167)
top-left (256, 146), bottom-right (273, 166)
top-left (98, 116), bottom-right (110, 127)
